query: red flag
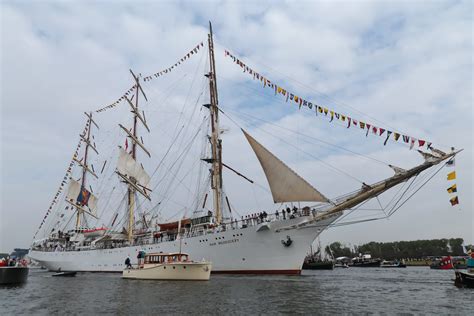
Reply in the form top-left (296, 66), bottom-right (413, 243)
top-left (125, 138), bottom-right (128, 151)
top-left (418, 140), bottom-right (426, 147)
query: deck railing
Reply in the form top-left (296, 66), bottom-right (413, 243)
top-left (32, 208), bottom-right (323, 252)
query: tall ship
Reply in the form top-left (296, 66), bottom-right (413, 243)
top-left (29, 24), bottom-right (460, 274)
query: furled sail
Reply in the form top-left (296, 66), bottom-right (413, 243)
top-left (117, 148), bottom-right (151, 188)
top-left (243, 130), bottom-right (329, 203)
top-left (66, 179), bottom-right (98, 214)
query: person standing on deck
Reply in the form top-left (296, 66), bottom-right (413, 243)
top-left (125, 256), bottom-right (132, 269)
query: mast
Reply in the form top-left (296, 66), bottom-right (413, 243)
top-left (75, 112), bottom-right (99, 230)
top-left (119, 69), bottom-right (151, 243)
top-left (207, 21), bottom-right (223, 225)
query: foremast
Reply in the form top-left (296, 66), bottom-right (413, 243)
top-left (207, 22), bottom-right (224, 225)
top-left (118, 70), bottom-right (151, 243)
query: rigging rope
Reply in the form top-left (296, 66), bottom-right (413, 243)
top-left (218, 106), bottom-right (365, 184)
top-left (214, 41), bottom-right (452, 151)
top-left (222, 105), bottom-right (391, 166)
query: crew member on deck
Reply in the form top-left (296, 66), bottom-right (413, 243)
top-left (125, 256), bottom-right (132, 269)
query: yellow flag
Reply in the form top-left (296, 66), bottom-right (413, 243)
top-left (447, 184), bottom-right (457, 193)
top-left (447, 171), bottom-right (456, 180)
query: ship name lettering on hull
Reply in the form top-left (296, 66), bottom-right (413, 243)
top-left (209, 238), bottom-right (239, 246)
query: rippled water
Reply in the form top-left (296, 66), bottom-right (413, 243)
top-left (1, 267), bottom-right (473, 315)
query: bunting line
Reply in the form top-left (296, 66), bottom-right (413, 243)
top-left (33, 122), bottom-right (89, 239)
top-left (224, 49), bottom-right (430, 149)
top-left (143, 41), bottom-right (204, 82)
top-left (95, 41), bottom-right (205, 114)
top-left (95, 85), bottom-right (137, 113)
top-left (446, 158), bottom-right (459, 207)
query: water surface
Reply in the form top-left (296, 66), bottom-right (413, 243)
top-left (1, 267), bottom-right (472, 315)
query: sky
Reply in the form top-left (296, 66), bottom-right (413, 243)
top-left (1, 0), bottom-right (472, 253)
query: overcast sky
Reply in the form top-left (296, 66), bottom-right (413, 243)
top-left (1, 0), bottom-right (472, 253)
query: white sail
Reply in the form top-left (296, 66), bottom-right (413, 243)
top-left (243, 130), bottom-right (329, 203)
top-left (66, 179), bottom-right (98, 214)
top-left (117, 148), bottom-right (151, 188)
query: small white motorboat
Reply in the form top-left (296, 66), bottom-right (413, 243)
top-left (52, 271), bottom-right (77, 277)
top-left (122, 252), bottom-right (211, 281)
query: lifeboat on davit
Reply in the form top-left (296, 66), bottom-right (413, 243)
top-left (82, 226), bottom-right (107, 238)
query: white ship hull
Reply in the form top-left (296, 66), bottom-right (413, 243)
top-left (30, 215), bottom-right (339, 274)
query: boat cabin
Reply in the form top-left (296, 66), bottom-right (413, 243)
top-left (144, 252), bottom-right (190, 264)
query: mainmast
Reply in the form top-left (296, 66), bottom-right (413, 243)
top-left (207, 22), bottom-right (223, 224)
top-left (118, 70), bottom-right (151, 243)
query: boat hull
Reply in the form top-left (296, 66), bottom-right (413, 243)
top-left (302, 261), bottom-right (334, 270)
top-left (0, 267), bottom-right (29, 285)
top-left (352, 260), bottom-right (381, 267)
top-left (30, 215), bottom-right (338, 274)
top-left (454, 271), bottom-right (474, 288)
top-left (380, 264), bottom-right (407, 268)
top-left (122, 262), bottom-right (211, 280)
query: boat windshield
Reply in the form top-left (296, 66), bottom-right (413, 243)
top-left (145, 254), bottom-right (189, 264)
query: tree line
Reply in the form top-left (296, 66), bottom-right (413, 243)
top-left (326, 238), bottom-right (470, 260)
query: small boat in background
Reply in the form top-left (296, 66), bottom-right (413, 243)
top-left (52, 271), bottom-right (77, 277)
top-left (122, 252), bottom-right (211, 281)
top-left (454, 271), bottom-right (474, 288)
top-left (352, 254), bottom-right (381, 267)
top-left (0, 257), bottom-right (29, 285)
top-left (430, 256), bottom-right (453, 270)
top-left (302, 239), bottom-right (334, 270)
top-left (334, 257), bottom-right (350, 268)
top-left (303, 260), bottom-right (334, 270)
top-left (454, 250), bottom-right (474, 288)
top-left (381, 260), bottom-right (407, 268)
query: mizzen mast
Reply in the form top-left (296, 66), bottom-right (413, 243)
top-left (206, 22), bottom-right (224, 225)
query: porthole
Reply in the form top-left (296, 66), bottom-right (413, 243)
top-left (173, 266), bottom-right (176, 269)
top-left (183, 266), bottom-right (186, 269)
top-left (164, 266), bottom-right (166, 269)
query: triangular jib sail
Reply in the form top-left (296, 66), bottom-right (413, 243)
top-left (242, 129), bottom-right (329, 203)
